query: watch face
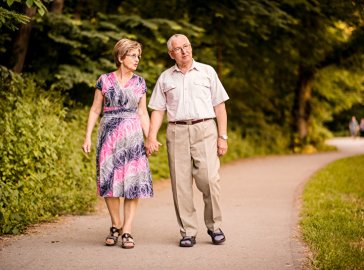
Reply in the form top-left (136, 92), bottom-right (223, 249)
top-left (219, 135), bottom-right (228, 140)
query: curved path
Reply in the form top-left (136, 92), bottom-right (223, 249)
top-left (1, 138), bottom-right (364, 270)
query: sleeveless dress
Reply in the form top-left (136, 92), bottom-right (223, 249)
top-left (95, 72), bottom-right (153, 198)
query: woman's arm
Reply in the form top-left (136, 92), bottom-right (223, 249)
top-left (138, 93), bottom-right (150, 138)
top-left (82, 89), bottom-right (104, 154)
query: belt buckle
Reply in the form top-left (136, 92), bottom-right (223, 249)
top-left (186, 120), bottom-right (193, 125)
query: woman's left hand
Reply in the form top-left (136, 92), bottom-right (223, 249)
top-left (82, 138), bottom-right (92, 154)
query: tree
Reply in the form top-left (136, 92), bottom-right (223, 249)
top-left (2, 0), bottom-right (364, 151)
top-left (0, 0), bottom-right (48, 73)
top-left (0, 0), bottom-right (47, 30)
top-left (280, 0), bottom-right (364, 147)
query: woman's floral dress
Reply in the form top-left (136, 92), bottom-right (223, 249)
top-left (95, 72), bottom-right (153, 198)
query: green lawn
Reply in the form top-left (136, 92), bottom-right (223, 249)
top-left (301, 155), bottom-right (364, 270)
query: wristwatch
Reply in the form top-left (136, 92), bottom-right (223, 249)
top-left (218, 135), bottom-right (228, 140)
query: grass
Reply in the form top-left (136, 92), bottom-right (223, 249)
top-left (301, 155), bottom-right (364, 270)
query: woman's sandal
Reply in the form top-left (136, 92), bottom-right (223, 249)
top-left (105, 226), bottom-right (121, 246)
top-left (121, 233), bottom-right (135, 249)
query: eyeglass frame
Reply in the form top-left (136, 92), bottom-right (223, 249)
top-left (170, 43), bottom-right (191, 54)
top-left (126, 53), bottom-right (142, 60)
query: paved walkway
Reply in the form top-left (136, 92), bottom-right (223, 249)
top-left (1, 138), bottom-right (364, 270)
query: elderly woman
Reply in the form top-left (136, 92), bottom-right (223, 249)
top-left (82, 38), bottom-right (153, 249)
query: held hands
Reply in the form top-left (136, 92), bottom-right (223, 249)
top-left (145, 138), bottom-right (162, 156)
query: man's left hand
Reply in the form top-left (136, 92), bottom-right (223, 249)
top-left (217, 139), bottom-right (228, 156)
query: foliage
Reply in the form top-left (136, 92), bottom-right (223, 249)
top-left (0, 0), bottom-right (47, 30)
top-left (5, 10), bottom-right (202, 106)
top-left (0, 6), bottom-right (30, 30)
top-left (2, 0), bottom-right (364, 145)
top-left (312, 66), bottom-right (364, 143)
top-left (0, 67), bottom-right (96, 234)
top-left (301, 155), bottom-right (364, 269)
top-left (119, 0), bottom-right (364, 149)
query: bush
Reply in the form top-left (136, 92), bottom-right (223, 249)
top-left (0, 67), bottom-right (96, 234)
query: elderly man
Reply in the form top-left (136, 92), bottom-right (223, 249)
top-left (146, 34), bottom-right (229, 247)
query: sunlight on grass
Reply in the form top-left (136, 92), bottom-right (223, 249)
top-left (301, 155), bottom-right (364, 270)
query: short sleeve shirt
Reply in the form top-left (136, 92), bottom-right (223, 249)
top-left (148, 60), bottom-right (229, 121)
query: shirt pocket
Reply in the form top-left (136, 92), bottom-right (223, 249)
top-left (194, 79), bottom-right (210, 88)
top-left (194, 79), bottom-right (211, 100)
top-left (163, 81), bottom-right (176, 93)
top-left (162, 81), bottom-right (178, 107)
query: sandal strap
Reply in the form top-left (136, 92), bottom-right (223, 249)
top-left (105, 227), bottom-right (121, 246)
top-left (121, 233), bottom-right (135, 248)
top-left (180, 236), bottom-right (196, 244)
top-left (179, 236), bottom-right (196, 247)
top-left (207, 229), bottom-right (226, 244)
top-left (121, 233), bottom-right (134, 243)
top-left (209, 229), bottom-right (224, 237)
top-left (110, 226), bottom-right (121, 236)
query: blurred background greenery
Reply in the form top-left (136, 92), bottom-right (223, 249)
top-left (1, 0), bottom-right (364, 234)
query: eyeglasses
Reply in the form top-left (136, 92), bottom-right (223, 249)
top-left (126, 54), bottom-right (141, 60)
top-left (171, 43), bottom-right (191, 53)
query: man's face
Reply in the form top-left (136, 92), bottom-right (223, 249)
top-left (169, 36), bottom-right (193, 66)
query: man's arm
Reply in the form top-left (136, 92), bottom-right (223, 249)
top-left (214, 102), bottom-right (228, 157)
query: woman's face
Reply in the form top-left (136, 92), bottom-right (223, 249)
top-left (121, 48), bottom-right (141, 71)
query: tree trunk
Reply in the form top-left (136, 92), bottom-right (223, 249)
top-left (291, 66), bottom-right (315, 147)
top-left (12, 6), bottom-right (37, 73)
top-left (50, 0), bottom-right (64, 14)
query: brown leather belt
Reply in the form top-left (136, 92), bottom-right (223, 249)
top-left (169, 118), bottom-right (213, 125)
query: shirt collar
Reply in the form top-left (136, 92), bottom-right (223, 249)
top-left (172, 59), bottom-right (199, 73)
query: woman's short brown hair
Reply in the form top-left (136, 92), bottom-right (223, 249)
top-left (113, 38), bottom-right (142, 68)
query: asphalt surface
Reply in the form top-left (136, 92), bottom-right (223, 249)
top-left (1, 137), bottom-right (364, 270)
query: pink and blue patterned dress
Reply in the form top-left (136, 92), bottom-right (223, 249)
top-left (95, 72), bottom-right (153, 198)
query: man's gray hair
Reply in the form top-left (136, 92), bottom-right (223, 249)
top-left (167, 34), bottom-right (189, 51)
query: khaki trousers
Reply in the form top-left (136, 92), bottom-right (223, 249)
top-left (166, 119), bottom-right (222, 237)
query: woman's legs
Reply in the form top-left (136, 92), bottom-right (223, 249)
top-left (104, 197), bottom-right (122, 245)
top-left (121, 198), bottom-right (139, 248)
top-left (122, 198), bottom-right (139, 233)
top-left (104, 197), bottom-right (139, 247)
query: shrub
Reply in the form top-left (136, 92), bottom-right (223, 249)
top-left (0, 67), bottom-right (96, 234)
